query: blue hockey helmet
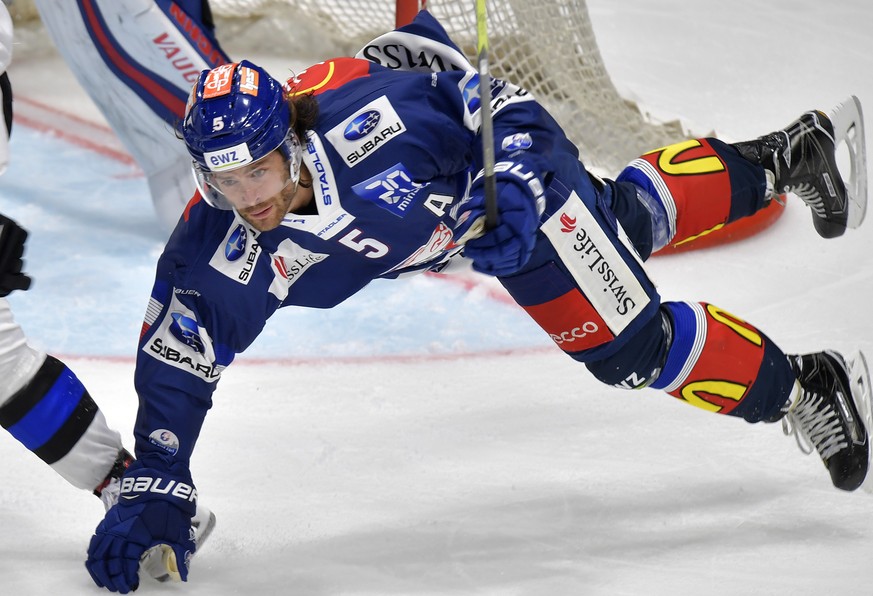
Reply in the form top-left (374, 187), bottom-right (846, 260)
top-left (182, 60), bottom-right (302, 209)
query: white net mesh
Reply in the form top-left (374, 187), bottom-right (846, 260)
top-left (10, 0), bottom-right (688, 174)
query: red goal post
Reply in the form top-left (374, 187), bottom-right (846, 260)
top-left (395, 0), bottom-right (426, 27)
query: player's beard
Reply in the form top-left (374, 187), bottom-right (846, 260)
top-left (238, 184), bottom-right (297, 232)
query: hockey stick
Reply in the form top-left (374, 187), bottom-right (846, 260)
top-left (475, 0), bottom-right (499, 230)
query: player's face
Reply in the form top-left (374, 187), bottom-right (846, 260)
top-left (210, 151), bottom-right (311, 231)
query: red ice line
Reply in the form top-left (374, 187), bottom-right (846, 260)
top-left (15, 95), bottom-right (141, 170)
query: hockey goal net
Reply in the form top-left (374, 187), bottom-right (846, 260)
top-left (9, 0), bottom-right (687, 174)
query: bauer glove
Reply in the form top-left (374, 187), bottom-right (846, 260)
top-left (0, 213), bottom-right (31, 296)
top-left (86, 463), bottom-right (197, 593)
top-left (454, 161), bottom-right (546, 277)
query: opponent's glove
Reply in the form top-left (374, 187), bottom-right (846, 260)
top-left (86, 464), bottom-right (197, 593)
top-left (0, 213), bottom-right (32, 296)
top-left (454, 161), bottom-right (546, 277)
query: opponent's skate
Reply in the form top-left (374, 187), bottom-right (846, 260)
top-left (95, 449), bottom-right (217, 583)
top-left (779, 351), bottom-right (871, 491)
top-left (733, 96), bottom-right (867, 238)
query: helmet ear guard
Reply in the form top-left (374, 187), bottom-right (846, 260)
top-left (182, 61), bottom-right (303, 210)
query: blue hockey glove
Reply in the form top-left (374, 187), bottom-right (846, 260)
top-left (454, 162), bottom-right (545, 277)
top-left (85, 464), bottom-right (197, 593)
top-left (0, 213), bottom-right (32, 296)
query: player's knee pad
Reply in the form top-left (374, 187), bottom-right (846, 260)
top-left (650, 301), bottom-right (794, 422)
top-left (606, 179), bottom-right (671, 257)
top-left (34, 0), bottom-right (232, 229)
top-left (0, 2), bottom-right (11, 74)
top-left (35, 0), bottom-right (229, 129)
top-left (617, 138), bottom-right (766, 248)
top-left (146, 158), bottom-right (201, 231)
top-left (584, 308), bottom-right (671, 389)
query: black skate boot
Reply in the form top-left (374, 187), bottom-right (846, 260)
top-left (779, 351), bottom-right (871, 491)
top-left (734, 110), bottom-right (850, 238)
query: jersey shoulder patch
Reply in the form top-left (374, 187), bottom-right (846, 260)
top-left (286, 58), bottom-right (372, 97)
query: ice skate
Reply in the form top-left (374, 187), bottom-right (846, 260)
top-left (733, 96), bottom-right (867, 238)
top-left (95, 449), bottom-right (217, 582)
top-left (780, 350), bottom-right (871, 491)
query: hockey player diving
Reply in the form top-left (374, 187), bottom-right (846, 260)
top-left (84, 9), bottom-right (870, 593)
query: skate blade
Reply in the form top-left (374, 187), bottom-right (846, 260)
top-left (193, 508), bottom-right (218, 550)
top-left (138, 508), bottom-right (217, 583)
top-left (829, 95), bottom-right (867, 229)
top-left (844, 350), bottom-right (873, 493)
top-left (139, 544), bottom-right (181, 583)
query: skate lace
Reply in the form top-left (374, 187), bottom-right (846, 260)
top-left (782, 391), bottom-right (848, 460)
top-left (789, 182), bottom-right (827, 216)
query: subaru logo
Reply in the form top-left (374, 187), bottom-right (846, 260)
top-left (169, 312), bottom-right (206, 354)
top-left (462, 76), bottom-right (481, 113)
top-left (225, 225), bottom-right (247, 261)
top-left (344, 110), bottom-right (381, 140)
top-left (502, 132), bottom-right (533, 152)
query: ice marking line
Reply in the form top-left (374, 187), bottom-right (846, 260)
top-left (424, 272), bottom-right (519, 307)
top-left (56, 344), bottom-right (554, 367)
top-left (15, 95), bottom-right (141, 169)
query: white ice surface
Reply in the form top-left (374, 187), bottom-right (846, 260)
top-left (1, 1), bottom-right (873, 594)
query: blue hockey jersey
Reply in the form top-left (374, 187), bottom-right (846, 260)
top-left (132, 11), bottom-right (594, 467)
